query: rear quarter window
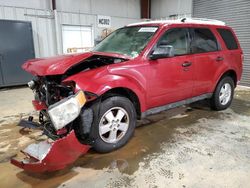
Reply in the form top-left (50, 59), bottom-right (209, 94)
top-left (217, 28), bottom-right (238, 50)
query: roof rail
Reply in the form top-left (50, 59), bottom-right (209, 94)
top-left (179, 17), bottom-right (226, 26)
top-left (127, 17), bottom-right (226, 27)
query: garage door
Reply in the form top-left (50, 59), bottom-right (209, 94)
top-left (193, 0), bottom-right (250, 87)
top-left (62, 25), bottom-right (93, 54)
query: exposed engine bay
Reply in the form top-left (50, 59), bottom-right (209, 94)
top-left (30, 55), bottom-right (126, 106)
top-left (25, 55), bottom-right (126, 140)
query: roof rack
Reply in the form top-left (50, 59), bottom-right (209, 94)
top-left (128, 17), bottom-right (226, 27)
top-left (179, 17), bottom-right (226, 26)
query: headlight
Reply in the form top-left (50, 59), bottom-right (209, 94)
top-left (48, 90), bottom-right (86, 130)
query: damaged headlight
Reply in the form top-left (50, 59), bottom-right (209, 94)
top-left (48, 90), bottom-right (86, 130)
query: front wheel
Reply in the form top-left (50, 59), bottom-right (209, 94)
top-left (210, 76), bottom-right (235, 111)
top-left (90, 96), bottom-right (136, 153)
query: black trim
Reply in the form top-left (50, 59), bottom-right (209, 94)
top-left (141, 93), bottom-right (213, 118)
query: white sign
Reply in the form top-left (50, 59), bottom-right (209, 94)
top-left (97, 15), bottom-right (111, 28)
top-left (138, 27), bottom-right (158, 32)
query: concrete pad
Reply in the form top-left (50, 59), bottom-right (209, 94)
top-left (0, 87), bottom-right (34, 126)
top-left (0, 86), bottom-right (249, 187)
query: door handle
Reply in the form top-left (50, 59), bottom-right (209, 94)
top-left (216, 56), bottom-right (224, 61)
top-left (182, 61), bottom-right (192, 67)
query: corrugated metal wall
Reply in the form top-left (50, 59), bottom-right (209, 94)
top-left (151, 0), bottom-right (193, 19)
top-left (193, 0), bottom-right (250, 86)
top-left (0, 5), bottom-right (140, 58)
top-left (0, 6), bottom-right (56, 58)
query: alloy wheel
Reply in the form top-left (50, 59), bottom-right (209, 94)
top-left (219, 83), bottom-right (232, 105)
top-left (99, 107), bottom-right (129, 143)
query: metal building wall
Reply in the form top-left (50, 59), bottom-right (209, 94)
top-left (0, 6), bottom-right (56, 58)
top-left (151, 0), bottom-right (193, 19)
top-left (0, 1), bottom-right (141, 58)
top-left (57, 0), bottom-right (140, 18)
top-left (0, 0), bottom-right (50, 9)
top-left (56, 11), bottom-right (140, 54)
top-left (193, 0), bottom-right (250, 87)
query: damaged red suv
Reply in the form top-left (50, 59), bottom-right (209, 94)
top-left (12, 18), bottom-right (243, 172)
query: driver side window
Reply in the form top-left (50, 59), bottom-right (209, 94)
top-left (157, 28), bottom-right (189, 56)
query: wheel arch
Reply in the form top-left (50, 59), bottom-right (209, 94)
top-left (100, 87), bottom-right (142, 119)
top-left (214, 69), bottom-right (237, 91)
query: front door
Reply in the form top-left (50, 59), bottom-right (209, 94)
top-left (146, 27), bottom-right (194, 108)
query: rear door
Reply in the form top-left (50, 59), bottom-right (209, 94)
top-left (190, 27), bottom-right (221, 95)
top-left (147, 27), bottom-right (195, 108)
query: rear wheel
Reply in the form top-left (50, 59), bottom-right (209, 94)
top-left (90, 96), bottom-right (136, 153)
top-left (211, 76), bottom-right (234, 111)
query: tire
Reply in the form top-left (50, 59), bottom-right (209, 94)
top-left (211, 76), bottom-right (235, 111)
top-left (90, 96), bottom-right (136, 153)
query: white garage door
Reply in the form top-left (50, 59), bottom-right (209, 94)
top-left (62, 25), bottom-right (93, 54)
top-left (193, 0), bottom-right (250, 86)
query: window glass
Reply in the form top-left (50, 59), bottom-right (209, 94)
top-left (94, 26), bottom-right (158, 58)
top-left (217, 28), bottom-right (238, 50)
top-left (191, 28), bottom-right (218, 53)
top-left (157, 28), bottom-right (189, 56)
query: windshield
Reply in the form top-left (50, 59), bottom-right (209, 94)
top-left (93, 26), bottom-right (158, 58)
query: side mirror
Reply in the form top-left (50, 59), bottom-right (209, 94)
top-left (149, 45), bottom-right (174, 60)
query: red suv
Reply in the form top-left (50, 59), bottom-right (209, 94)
top-left (22, 18), bottom-right (243, 154)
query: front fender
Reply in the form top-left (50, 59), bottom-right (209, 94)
top-left (64, 71), bottom-right (147, 112)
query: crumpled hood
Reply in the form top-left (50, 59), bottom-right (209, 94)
top-left (22, 51), bottom-right (131, 76)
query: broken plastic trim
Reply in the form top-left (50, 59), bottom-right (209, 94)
top-left (11, 130), bottom-right (90, 172)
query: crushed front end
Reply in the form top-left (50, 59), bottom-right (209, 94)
top-left (11, 53), bottom-right (127, 172)
top-left (11, 76), bottom-right (91, 172)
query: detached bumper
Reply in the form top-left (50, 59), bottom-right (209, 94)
top-left (11, 130), bottom-right (90, 172)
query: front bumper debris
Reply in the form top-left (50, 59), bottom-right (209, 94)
top-left (11, 130), bottom-right (90, 172)
top-left (18, 119), bottom-right (42, 130)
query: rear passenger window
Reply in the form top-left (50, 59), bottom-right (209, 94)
top-left (191, 28), bottom-right (218, 53)
top-left (217, 28), bottom-right (238, 50)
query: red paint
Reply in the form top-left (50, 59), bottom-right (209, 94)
top-left (56, 128), bottom-right (67, 135)
top-left (32, 100), bottom-right (47, 111)
top-left (11, 131), bottom-right (90, 172)
top-left (22, 52), bottom-right (131, 76)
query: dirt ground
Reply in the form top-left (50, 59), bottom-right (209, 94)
top-left (0, 86), bottom-right (250, 188)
